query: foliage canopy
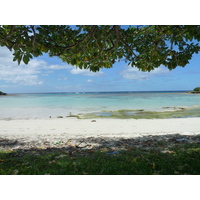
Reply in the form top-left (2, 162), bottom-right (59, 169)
top-left (0, 25), bottom-right (200, 72)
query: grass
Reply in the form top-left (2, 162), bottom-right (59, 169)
top-left (0, 143), bottom-right (200, 175)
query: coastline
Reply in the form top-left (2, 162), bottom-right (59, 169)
top-left (1, 91), bottom-right (200, 150)
top-left (1, 104), bottom-right (200, 120)
top-left (0, 117), bottom-right (200, 150)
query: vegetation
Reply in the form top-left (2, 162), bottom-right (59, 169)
top-left (188, 87), bottom-right (200, 94)
top-left (1, 25), bottom-right (200, 72)
top-left (0, 143), bottom-right (199, 175)
top-left (0, 91), bottom-right (7, 95)
top-left (193, 87), bottom-right (200, 92)
top-left (78, 106), bottom-right (200, 119)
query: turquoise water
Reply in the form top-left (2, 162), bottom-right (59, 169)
top-left (0, 91), bottom-right (200, 119)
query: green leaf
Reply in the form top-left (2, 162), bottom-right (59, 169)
top-left (23, 55), bottom-right (30, 64)
top-left (17, 55), bottom-right (22, 65)
top-left (13, 56), bottom-right (18, 62)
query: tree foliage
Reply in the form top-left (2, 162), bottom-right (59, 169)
top-left (193, 87), bottom-right (200, 92)
top-left (1, 25), bottom-right (200, 72)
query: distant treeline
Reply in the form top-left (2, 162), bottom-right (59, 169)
top-left (187, 87), bottom-right (200, 94)
top-left (0, 91), bottom-right (7, 95)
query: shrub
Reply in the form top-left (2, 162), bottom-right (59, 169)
top-left (193, 87), bottom-right (200, 92)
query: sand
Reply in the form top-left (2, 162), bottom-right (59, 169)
top-left (1, 117), bottom-right (200, 136)
top-left (0, 117), bottom-right (200, 150)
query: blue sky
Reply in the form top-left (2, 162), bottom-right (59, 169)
top-left (0, 45), bottom-right (200, 94)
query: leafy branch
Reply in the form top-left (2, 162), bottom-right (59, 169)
top-left (1, 25), bottom-right (200, 72)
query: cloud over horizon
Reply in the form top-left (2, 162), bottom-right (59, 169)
top-left (120, 66), bottom-right (170, 81)
top-left (70, 68), bottom-right (104, 76)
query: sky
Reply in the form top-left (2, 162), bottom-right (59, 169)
top-left (0, 45), bottom-right (200, 94)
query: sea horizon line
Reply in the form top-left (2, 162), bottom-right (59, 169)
top-left (7, 90), bottom-right (190, 95)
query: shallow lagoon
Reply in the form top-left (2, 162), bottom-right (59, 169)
top-left (84, 106), bottom-right (200, 119)
top-left (1, 91), bottom-right (200, 119)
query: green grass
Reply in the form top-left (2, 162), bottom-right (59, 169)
top-left (1, 143), bottom-right (200, 175)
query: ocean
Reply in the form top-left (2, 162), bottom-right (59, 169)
top-left (0, 91), bottom-right (200, 119)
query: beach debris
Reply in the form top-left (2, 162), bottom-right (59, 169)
top-left (176, 138), bottom-right (189, 142)
top-left (49, 160), bottom-right (56, 164)
top-left (54, 141), bottom-right (62, 145)
top-left (1, 134), bottom-right (200, 158)
top-left (107, 150), bottom-right (125, 155)
top-left (152, 163), bottom-right (156, 169)
top-left (0, 139), bottom-right (18, 146)
top-left (57, 116), bottom-right (63, 118)
top-left (12, 169), bottom-right (19, 175)
top-left (107, 151), bottom-right (120, 155)
top-left (161, 150), bottom-right (174, 154)
top-left (91, 120), bottom-right (96, 122)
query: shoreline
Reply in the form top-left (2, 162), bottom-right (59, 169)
top-left (0, 117), bottom-right (200, 150)
top-left (1, 104), bottom-right (200, 120)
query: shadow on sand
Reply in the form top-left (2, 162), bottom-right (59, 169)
top-left (1, 133), bottom-right (200, 154)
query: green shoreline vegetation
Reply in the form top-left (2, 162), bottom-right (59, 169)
top-left (187, 87), bottom-right (200, 94)
top-left (68, 105), bottom-right (200, 119)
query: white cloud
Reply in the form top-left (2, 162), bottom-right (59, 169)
top-left (87, 79), bottom-right (93, 82)
top-left (58, 77), bottom-right (67, 81)
top-left (70, 68), bottom-right (104, 76)
top-left (120, 66), bottom-right (170, 81)
top-left (0, 47), bottom-right (103, 87)
top-left (0, 61), bottom-right (43, 86)
top-left (54, 84), bottom-right (82, 91)
top-left (44, 64), bottom-right (69, 70)
top-left (0, 47), bottom-right (69, 86)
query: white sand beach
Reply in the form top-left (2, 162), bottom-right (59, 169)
top-left (1, 117), bottom-right (200, 136)
top-left (0, 117), bottom-right (200, 150)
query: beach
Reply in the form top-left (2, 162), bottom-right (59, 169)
top-left (1, 117), bottom-right (200, 150)
top-left (1, 92), bottom-right (200, 150)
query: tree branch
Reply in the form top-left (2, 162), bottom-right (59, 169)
top-left (62, 25), bottom-right (97, 52)
top-left (30, 25), bottom-right (37, 52)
